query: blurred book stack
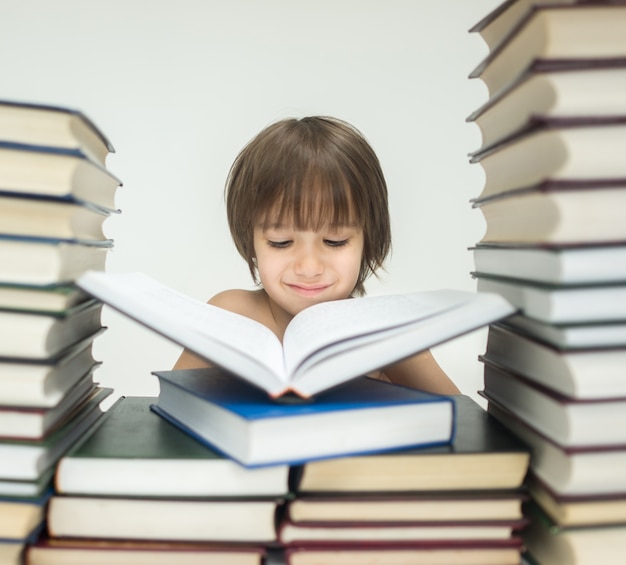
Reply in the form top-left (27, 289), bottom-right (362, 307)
top-left (468, 2), bottom-right (626, 563)
top-left (0, 100), bottom-right (119, 564)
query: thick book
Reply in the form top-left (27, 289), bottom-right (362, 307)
top-left (0, 388), bottom-right (109, 481)
top-left (25, 538), bottom-right (265, 565)
top-left (470, 120), bottom-right (626, 201)
top-left (55, 396), bottom-right (289, 497)
top-left (475, 275), bottom-right (626, 324)
top-left (500, 314), bottom-right (626, 350)
top-left (469, 3), bottom-right (626, 95)
top-left (0, 194), bottom-right (114, 242)
top-left (0, 338), bottom-right (100, 408)
top-left (0, 374), bottom-right (99, 440)
top-left (0, 99), bottom-right (114, 167)
top-left (0, 283), bottom-right (90, 314)
top-left (0, 540), bottom-right (29, 565)
top-left (523, 502), bottom-right (626, 565)
top-left (487, 401), bottom-right (626, 496)
top-left (46, 495), bottom-right (281, 543)
top-left (284, 539), bottom-right (524, 565)
top-left (0, 144), bottom-right (120, 211)
top-left (469, 0), bottom-right (577, 52)
top-left (0, 469), bottom-right (54, 499)
top-left (481, 324), bottom-right (626, 398)
top-left (77, 270), bottom-right (515, 398)
top-left (468, 64), bottom-right (626, 151)
top-left (285, 491), bottom-right (525, 524)
top-left (0, 300), bottom-right (104, 360)
top-left (293, 394), bottom-right (530, 493)
top-left (482, 359), bottom-right (626, 448)
top-left (528, 474), bottom-right (626, 527)
top-left (0, 490), bottom-right (51, 542)
top-left (152, 369), bottom-right (455, 467)
top-left (277, 518), bottom-right (526, 546)
top-left (473, 185), bottom-right (626, 245)
top-left (471, 243), bottom-right (626, 285)
top-left (0, 236), bottom-right (109, 286)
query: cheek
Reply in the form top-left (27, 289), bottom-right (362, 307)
top-left (341, 249), bottom-right (363, 279)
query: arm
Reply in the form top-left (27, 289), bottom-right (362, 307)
top-left (383, 349), bottom-right (461, 395)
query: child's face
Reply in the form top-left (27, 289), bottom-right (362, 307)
top-left (253, 221), bottom-right (364, 318)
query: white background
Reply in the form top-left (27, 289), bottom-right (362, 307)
top-left (1, 0), bottom-right (501, 403)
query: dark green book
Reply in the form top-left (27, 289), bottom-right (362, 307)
top-left (293, 394), bottom-right (531, 493)
top-left (55, 396), bottom-right (289, 498)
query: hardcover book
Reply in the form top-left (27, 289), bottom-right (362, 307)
top-left (481, 324), bottom-right (626, 398)
top-left (0, 236), bottom-right (109, 286)
top-left (46, 495), bottom-right (281, 543)
top-left (55, 396), bottom-right (289, 497)
top-left (469, 4), bottom-right (626, 95)
top-left (152, 369), bottom-right (456, 468)
top-left (0, 99), bottom-right (114, 167)
top-left (487, 401), bottom-right (626, 496)
top-left (0, 388), bottom-right (109, 481)
top-left (482, 360), bottom-right (626, 447)
top-left (25, 538), bottom-right (265, 565)
top-left (293, 394), bottom-right (530, 493)
top-left (475, 275), bottom-right (626, 324)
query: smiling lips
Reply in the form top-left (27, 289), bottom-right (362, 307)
top-left (286, 283), bottom-right (331, 297)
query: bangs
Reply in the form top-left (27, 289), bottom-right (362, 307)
top-left (257, 171), bottom-right (362, 232)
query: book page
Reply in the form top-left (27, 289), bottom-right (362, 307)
top-left (290, 291), bottom-right (516, 396)
top-left (282, 290), bottom-right (472, 377)
top-left (78, 272), bottom-right (287, 387)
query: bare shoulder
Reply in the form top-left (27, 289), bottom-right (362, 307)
top-left (208, 288), bottom-right (268, 320)
top-left (173, 288), bottom-right (268, 370)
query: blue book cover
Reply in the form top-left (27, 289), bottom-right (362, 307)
top-left (151, 368), bottom-right (456, 467)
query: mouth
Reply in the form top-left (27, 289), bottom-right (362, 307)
top-left (286, 283), bottom-right (331, 297)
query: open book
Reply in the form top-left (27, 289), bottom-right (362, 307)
top-left (77, 271), bottom-right (516, 398)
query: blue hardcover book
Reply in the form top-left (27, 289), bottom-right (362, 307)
top-left (151, 368), bottom-right (456, 468)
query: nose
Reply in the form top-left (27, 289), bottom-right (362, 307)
top-left (294, 246), bottom-right (324, 278)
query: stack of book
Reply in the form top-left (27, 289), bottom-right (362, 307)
top-left (27, 396), bottom-right (290, 565)
top-left (279, 393), bottom-right (530, 565)
top-left (28, 387), bottom-right (530, 565)
top-left (0, 100), bottom-right (120, 563)
top-left (468, 2), bottom-right (626, 563)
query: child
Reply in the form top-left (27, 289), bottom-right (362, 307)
top-left (174, 116), bottom-right (461, 395)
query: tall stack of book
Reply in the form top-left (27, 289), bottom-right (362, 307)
top-left (467, 2), bottom-right (626, 563)
top-left (0, 100), bottom-right (120, 564)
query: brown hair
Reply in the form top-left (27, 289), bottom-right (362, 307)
top-left (225, 116), bottom-right (391, 296)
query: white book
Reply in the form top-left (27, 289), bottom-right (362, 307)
top-left (76, 271), bottom-right (515, 398)
top-left (501, 315), bottom-right (626, 350)
top-left (483, 361), bottom-right (626, 448)
top-left (471, 244), bottom-right (626, 285)
top-left (475, 276), bottom-right (626, 324)
top-left (482, 324), bottom-right (626, 399)
top-left (488, 402), bottom-right (626, 497)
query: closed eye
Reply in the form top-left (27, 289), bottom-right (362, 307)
top-left (268, 240), bottom-right (292, 249)
top-left (324, 239), bottom-right (349, 247)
